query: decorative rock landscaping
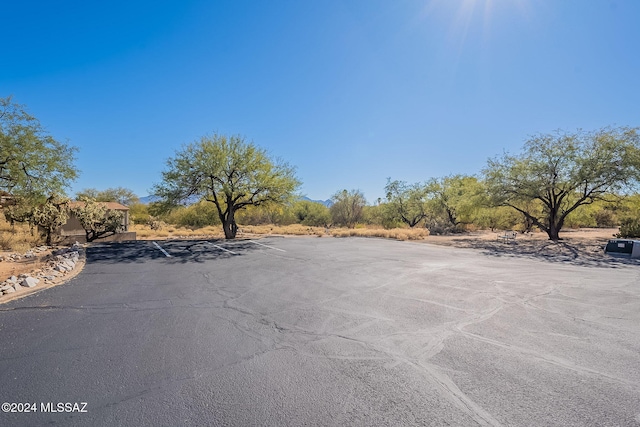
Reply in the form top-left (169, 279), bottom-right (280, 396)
top-left (0, 243), bottom-right (84, 300)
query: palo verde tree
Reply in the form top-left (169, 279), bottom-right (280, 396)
top-left (384, 179), bottom-right (428, 227)
top-left (484, 127), bottom-right (640, 241)
top-left (0, 96), bottom-right (77, 199)
top-left (153, 134), bottom-right (300, 239)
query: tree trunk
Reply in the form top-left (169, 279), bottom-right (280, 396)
top-left (546, 226), bottom-right (560, 241)
top-left (546, 207), bottom-right (562, 241)
top-left (222, 209), bottom-right (238, 239)
top-left (522, 215), bottom-right (535, 233)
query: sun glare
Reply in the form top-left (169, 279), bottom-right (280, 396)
top-left (415, 0), bottom-right (532, 64)
top-left (420, 0), bottom-right (531, 43)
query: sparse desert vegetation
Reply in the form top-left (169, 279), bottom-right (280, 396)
top-left (0, 218), bottom-right (41, 253)
top-left (1, 95), bottom-right (639, 251)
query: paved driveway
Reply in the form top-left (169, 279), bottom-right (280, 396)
top-left (1, 237), bottom-right (639, 426)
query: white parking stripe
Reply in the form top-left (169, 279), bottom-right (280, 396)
top-left (152, 242), bottom-right (172, 257)
top-left (207, 243), bottom-right (237, 255)
top-left (248, 240), bottom-right (286, 252)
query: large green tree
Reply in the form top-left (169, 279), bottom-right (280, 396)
top-left (425, 175), bottom-right (484, 232)
top-left (0, 96), bottom-right (77, 199)
top-left (484, 127), bottom-right (640, 241)
top-left (153, 134), bottom-right (300, 239)
top-left (384, 179), bottom-right (428, 227)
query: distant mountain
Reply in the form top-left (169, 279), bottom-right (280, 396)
top-left (138, 195), bottom-right (160, 204)
top-left (301, 196), bottom-right (333, 207)
top-left (138, 194), bottom-right (199, 205)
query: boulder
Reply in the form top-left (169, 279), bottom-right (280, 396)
top-left (54, 264), bottom-right (69, 273)
top-left (21, 277), bottom-right (39, 288)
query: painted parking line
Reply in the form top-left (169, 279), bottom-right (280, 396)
top-left (152, 241), bottom-right (172, 257)
top-left (207, 243), bottom-right (237, 255)
top-left (248, 240), bottom-right (286, 252)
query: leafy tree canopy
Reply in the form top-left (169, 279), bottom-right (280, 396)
top-left (484, 127), bottom-right (640, 240)
top-left (384, 179), bottom-right (429, 228)
top-left (425, 175), bottom-right (484, 233)
top-left (153, 134), bottom-right (300, 239)
top-left (0, 96), bottom-right (78, 200)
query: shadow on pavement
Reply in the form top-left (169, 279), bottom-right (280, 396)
top-left (451, 238), bottom-right (640, 268)
top-left (86, 240), bottom-right (261, 265)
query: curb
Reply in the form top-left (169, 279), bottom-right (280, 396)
top-left (0, 244), bottom-right (86, 305)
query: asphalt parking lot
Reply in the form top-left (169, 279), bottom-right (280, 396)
top-left (1, 237), bottom-right (639, 426)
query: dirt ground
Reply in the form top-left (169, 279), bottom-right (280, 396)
top-left (0, 228), bottom-right (631, 281)
top-left (421, 228), bottom-right (634, 267)
top-left (0, 249), bottom-right (55, 279)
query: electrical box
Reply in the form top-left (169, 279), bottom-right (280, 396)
top-left (604, 239), bottom-right (640, 259)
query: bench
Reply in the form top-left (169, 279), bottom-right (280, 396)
top-left (497, 231), bottom-right (517, 243)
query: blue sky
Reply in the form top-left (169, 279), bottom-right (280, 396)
top-left (2, 0), bottom-right (639, 202)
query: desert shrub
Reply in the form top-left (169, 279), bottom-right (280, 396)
top-left (617, 218), bottom-right (640, 238)
top-left (563, 207), bottom-right (596, 228)
top-left (475, 206), bottom-right (519, 231)
top-left (363, 204), bottom-right (404, 229)
top-left (594, 209), bottom-right (617, 228)
top-left (129, 202), bottom-right (152, 224)
top-left (330, 189), bottom-right (366, 228)
top-left (236, 204), bottom-right (296, 226)
top-left (238, 224), bottom-right (325, 236)
top-left (164, 201), bottom-right (220, 228)
top-left (329, 227), bottom-right (429, 240)
top-left (0, 215), bottom-right (41, 251)
top-left (293, 201), bottom-right (330, 227)
top-left (149, 220), bottom-right (165, 230)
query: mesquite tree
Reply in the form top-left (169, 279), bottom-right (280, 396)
top-left (484, 127), bottom-right (640, 241)
top-left (154, 134), bottom-right (300, 239)
top-left (384, 179), bottom-right (428, 227)
top-left (0, 97), bottom-right (77, 198)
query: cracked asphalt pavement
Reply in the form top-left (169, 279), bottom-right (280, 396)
top-left (1, 237), bottom-right (639, 426)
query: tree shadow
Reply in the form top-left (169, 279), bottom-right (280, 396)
top-left (449, 238), bottom-right (640, 268)
top-left (85, 239), bottom-right (260, 265)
